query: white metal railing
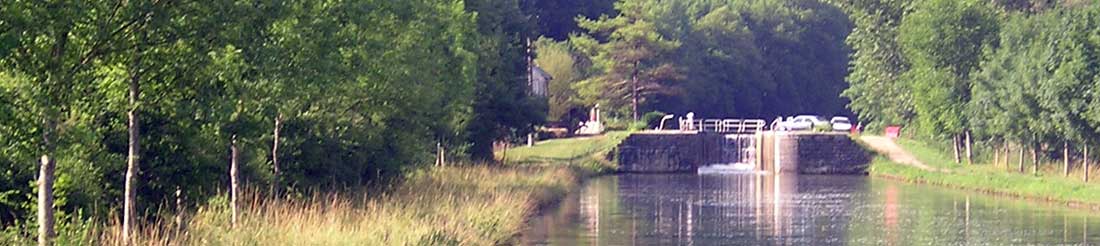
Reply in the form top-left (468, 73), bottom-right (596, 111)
top-left (678, 118), bottom-right (765, 133)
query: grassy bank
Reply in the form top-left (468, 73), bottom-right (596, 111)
top-left (94, 165), bottom-right (578, 245)
top-left (869, 137), bottom-right (1100, 209)
top-left (74, 132), bottom-right (632, 245)
top-left (501, 131), bottom-right (630, 173)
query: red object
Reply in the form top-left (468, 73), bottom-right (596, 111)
top-left (885, 126), bottom-right (902, 139)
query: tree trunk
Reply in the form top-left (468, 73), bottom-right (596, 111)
top-left (1085, 145), bottom-right (1090, 182)
top-left (230, 134), bottom-right (239, 228)
top-left (964, 131), bottom-right (972, 165)
top-left (174, 186), bottom-right (183, 232)
top-left (993, 144), bottom-right (1001, 168)
top-left (122, 41), bottom-right (144, 243)
top-left (1064, 141), bottom-right (1070, 177)
top-left (1018, 145), bottom-right (1024, 173)
top-left (272, 114), bottom-right (281, 192)
top-left (1032, 147), bottom-right (1039, 175)
top-left (122, 75), bottom-right (141, 243)
top-left (631, 63), bottom-right (640, 122)
top-left (952, 135), bottom-right (961, 164)
top-left (37, 144), bottom-right (56, 246)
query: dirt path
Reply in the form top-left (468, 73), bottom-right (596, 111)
top-left (859, 135), bottom-right (938, 171)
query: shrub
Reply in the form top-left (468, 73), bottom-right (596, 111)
top-left (640, 111), bottom-right (667, 129)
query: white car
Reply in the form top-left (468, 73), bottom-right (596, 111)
top-left (785, 115), bottom-right (829, 131)
top-left (830, 116), bottom-right (852, 132)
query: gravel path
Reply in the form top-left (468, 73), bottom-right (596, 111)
top-left (859, 135), bottom-right (938, 171)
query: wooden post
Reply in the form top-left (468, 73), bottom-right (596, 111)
top-left (1085, 146), bottom-right (1090, 182)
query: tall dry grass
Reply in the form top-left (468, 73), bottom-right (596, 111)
top-left (96, 165), bottom-right (579, 245)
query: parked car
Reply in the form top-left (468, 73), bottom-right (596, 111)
top-left (785, 115), bottom-right (829, 131)
top-left (774, 116), bottom-right (793, 131)
top-left (830, 116), bottom-right (852, 132)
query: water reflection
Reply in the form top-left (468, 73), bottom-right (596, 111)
top-left (521, 174), bottom-right (1100, 245)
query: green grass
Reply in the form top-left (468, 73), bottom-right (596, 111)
top-left (81, 133), bottom-right (636, 245)
top-left (95, 165), bottom-right (581, 245)
top-left (872, 138), bottom-right (1100, 207)
top-left (500, 131), bottom-right (630, 173)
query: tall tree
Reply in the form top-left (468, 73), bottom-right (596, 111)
top-left (465, 0), bottom-right (545, 160)
top-left (573, 0), bottom-right (681, 121)
top-left (0, 1), bottom-right (162, 244)
top-left (898, 0), bottom-right (998, 160)
top-left (836, 0), bottom-right (913, 128)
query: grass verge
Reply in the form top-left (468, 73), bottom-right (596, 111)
top-left (500, 131), bottom-right (630, 174)
top-left (98, 165), bottom-right (579, 245)
top-left (870, 138), bottom-right (1100, 210)
top-left (85, 132), bottom-right (632, 245)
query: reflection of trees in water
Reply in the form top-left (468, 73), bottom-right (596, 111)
top-left (528, 174), bottom-right (1100, 245)
top-left (598, 174), bottom-right (861, 244)
top-left (844, 179), bottom-right (1100, 245)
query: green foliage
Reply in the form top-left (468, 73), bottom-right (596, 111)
top-left (535, 38), bottom-right (584, 121)
top-left (0, 0), bottom-right (547, 239)
top-left (837, 0), bottom-right (914, 128)
top-left (568, 0), bottom-right (854, 120)
top-left (573, 0), bottom-right (682, 120)
top-left (640, 111), bottom-right (667, 129)
top-left (525, 0), bottom-right (619, 40)
top-left (898, 0), bottom-right (999, 138)
top-left (464, 0), bottom-right (547, 161)
top-left (844, 0), bottom-right (1100, 175)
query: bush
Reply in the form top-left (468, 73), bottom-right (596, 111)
top-left (640, 111), bottom-right (667, 129)
top-left (603, 117), bottom-right (629, 131)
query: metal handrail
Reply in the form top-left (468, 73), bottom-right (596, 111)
top-left (678, 118), bottom-right (765, 133)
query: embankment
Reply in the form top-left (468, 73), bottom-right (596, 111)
top-left (862, 137), bottom-right (1100, 211)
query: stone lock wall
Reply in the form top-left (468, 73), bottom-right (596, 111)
top-left (616, 133), bottom-right (723, 172)
top-left (790, 133), bottom-right (871, 174)
top-left (617, 131), bottom-right (871, 174)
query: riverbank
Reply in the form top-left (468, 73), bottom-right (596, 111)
top-left (867, 137), bottom-right (1100, 210)
top-left (87, 132), bottom-right (631, 245)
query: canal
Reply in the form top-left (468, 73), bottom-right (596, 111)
top-left (522, 173), bottom-right (1100, 245)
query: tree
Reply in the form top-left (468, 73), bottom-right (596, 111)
top-left (525, 0), bottom-right (618, 40)
top-left (465, 0), bottom-right (545, 161)
top-left (573, 0), bottom-right (681, 121)
top-left (0, 1), bottom-right (164, 244)
top-left (836, 0), bottom-right (913, 129)
top-left (535, 38), bottom-right (583, 122)
top-left (898, 0), bottom-right (999, 162)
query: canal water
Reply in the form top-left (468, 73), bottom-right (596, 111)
top-left (521, 174), bottom-right (1100, 245)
